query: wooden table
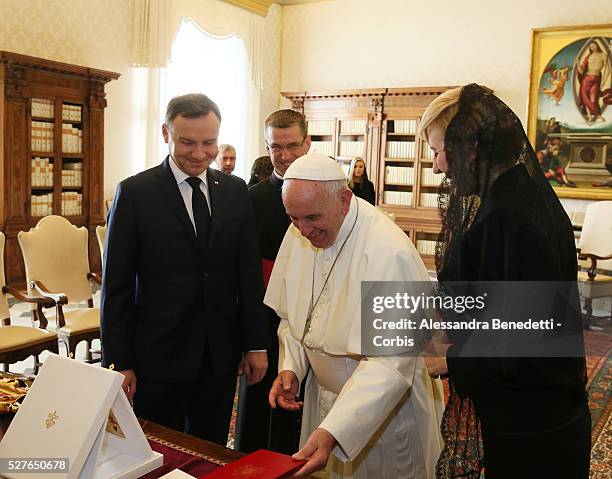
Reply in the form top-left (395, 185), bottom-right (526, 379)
top-left (141, 420), bottom-right (241, 465)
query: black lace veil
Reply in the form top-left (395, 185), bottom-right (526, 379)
top-left (435, 83), bottom-right (574, 277)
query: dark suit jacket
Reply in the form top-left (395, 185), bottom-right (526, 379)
top-left (101, 157), bottom-right (269, 382)
top-left (248, 174), bottom-right (289, 261)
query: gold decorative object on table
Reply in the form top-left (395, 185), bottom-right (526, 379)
top-left (0, 373), bottom-right (31, 415)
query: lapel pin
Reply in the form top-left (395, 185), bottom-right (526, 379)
top-left (214, 180), bottom-right (219, 185)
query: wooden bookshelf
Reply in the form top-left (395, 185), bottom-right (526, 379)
top-left (0, 51), bottom-right (119, 284)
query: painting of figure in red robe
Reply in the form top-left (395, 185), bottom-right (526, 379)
top-left (532, 32), bottom-right (612, 194)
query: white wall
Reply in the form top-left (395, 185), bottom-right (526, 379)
top-left (281, 0), bottom-right (612, 126)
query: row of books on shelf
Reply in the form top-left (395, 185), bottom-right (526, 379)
top-left (31, 193), bottom-right (83, 217)
top-left (32, 99), bottom-right (83, 122)
top-left (382, 190), bottom-right (439, 208)
top-left (31, 98), bottom-right (54, 118)
top-left (31, 121), bottom-right (54, 152)
top-left (416, 239), bottom-right (437, 255)
top-left (383, 191), bottom-right (412, 205)
top-left (62, 123), bottom-right (83, 153)
top-left (61, 192), bottom-right (83, 216)
top-left (386, 141), bottom-right (416, 159)
top-left (311, 141), bottom-right (334, 157)
top-left (390, 119), bottom-right (418, 135)
top-left (308, 120), bottom-right (335, 136)
top-left (385, 166), bottom-right (414, 185)
top-left (62, 104), bottom-right (82, 122)
top-left (31, 193), bottom-right (53, 217)
top-left (31, 157), bottom-right (54, 187)
top-left (420, 192), bottom-right (439, 208)
top-left (339, 141), bottom-right (364, 157)
top-left (421, 167), bottom-right (442, 186)
top-left (61, 169), bottom-right (83, 187)
top-left (339, 119), bottom-right (366, 135)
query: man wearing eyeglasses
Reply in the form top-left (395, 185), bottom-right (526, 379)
top-left (237, 109), bottom-right (310, 454)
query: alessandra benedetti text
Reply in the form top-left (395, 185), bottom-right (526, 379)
top-left (372, 318), bottom-right (558, 330)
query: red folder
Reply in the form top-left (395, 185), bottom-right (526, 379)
top-left (200, 449), bottom-right (306, 478)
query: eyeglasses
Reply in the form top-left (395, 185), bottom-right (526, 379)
top-left (265, 139), bottom-right (306, 154)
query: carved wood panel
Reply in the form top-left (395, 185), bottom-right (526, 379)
top-left (6, 100), bottom-right (27, 224)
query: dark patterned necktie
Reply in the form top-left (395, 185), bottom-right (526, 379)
top-left (185, 176), bottom-right (211, 247)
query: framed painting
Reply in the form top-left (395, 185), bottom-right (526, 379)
top-left (528, 24), bottom-right (612, 200)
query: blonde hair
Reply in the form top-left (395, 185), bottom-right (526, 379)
top-left (347, 157), bottom-right (367, 189)
top-left (418, 87), bottom-right (462, 144)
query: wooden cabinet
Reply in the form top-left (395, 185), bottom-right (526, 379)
top-left (284, 89), bottom-right (385, 180)
top-left (283, 87), bottom-right (452, 271)
top-left (0, 51), bottom-right (119, 285)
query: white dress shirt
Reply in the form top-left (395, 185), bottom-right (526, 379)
top-left (168, 156), bottom-right (212, 234)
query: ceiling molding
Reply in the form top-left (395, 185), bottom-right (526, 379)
top-left (221, 0), bottom-right (274, 17)
top-left (274, 0), bottom-right (333, 5)
top-left (222, 0), bottom-right (333, 16)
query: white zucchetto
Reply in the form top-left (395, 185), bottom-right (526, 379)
top-left (284, 152), bottom-right (346, 181)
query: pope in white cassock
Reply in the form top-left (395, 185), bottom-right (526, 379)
top-left (265, 152), bottom-right (443, 479)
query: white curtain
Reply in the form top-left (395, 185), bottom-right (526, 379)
top-left (160, 19), bottom-right (251, 179)
top-left (130, 0), bottom-right (265, 177)
top-left (131, 0), bottom-right (172, 68)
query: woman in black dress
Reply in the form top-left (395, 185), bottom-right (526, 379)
top-left (418, 84), bottom-right (590, 479)
top-left (347, 157), bottom-right (375, 205)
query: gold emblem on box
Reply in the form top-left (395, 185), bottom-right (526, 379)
top-left (45, 410), bottom-right (59, 429)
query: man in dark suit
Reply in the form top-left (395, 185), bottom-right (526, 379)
top-left (101, 93), bottom-right (269, 445)
top-left (237, 109), bottom-right (310, 453)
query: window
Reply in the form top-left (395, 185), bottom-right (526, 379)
top-left (161, 18), bottom-right (250, 178)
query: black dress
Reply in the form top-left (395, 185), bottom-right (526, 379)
top-left (237, 174), bottom-right (300, 454)
top-left (441, 164), bottom-right (590, 479)
top-left (350, 179), bottom-right (375, 205)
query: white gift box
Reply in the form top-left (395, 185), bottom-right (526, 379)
top-left (0, 354), bottom-right (163, 478)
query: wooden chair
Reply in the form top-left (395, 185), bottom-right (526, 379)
top-left (95, 225), bottom-right (106, 262)
top-left (0, 232), bottom-right (59, 373)
top-left (576, 201), bottom-right (612, 329)
top-left (18, 216), bottom-right (101, 360)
